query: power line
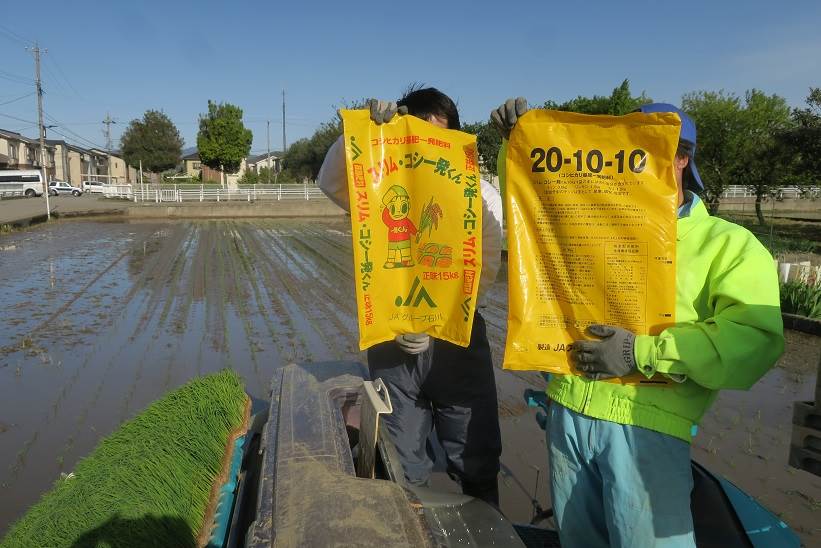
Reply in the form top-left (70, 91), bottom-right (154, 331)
top-left (0, 92), bottom-right (34, 107)
top-left (0, 68), bottom-right (33, 85)
top-left (47, 127), bottom-right (103, 149)
top-left (44, 54), bottom-right (81, 97)
top-left (0, 23), bottom-right (31, 45)
top-left (39, 61), bottom-right (68, 96)
top-left (0, 112), bottom-right (36, 125)
top-left (10, 125), bottom-right (37, 133)
top-left (39, 121), bottom-right (102, 126)
top-left (44, 112), bottom-right (106, 150)
top-left (47, 127), bottom-right (107, 151)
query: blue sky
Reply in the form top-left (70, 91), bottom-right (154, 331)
top-left (1, 0), bottom-right (819, 155)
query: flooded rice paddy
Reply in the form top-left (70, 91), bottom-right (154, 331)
top-left (0, 218), bottom-right (818, 543)
top-left (0, 218), bottom-right (543, 533)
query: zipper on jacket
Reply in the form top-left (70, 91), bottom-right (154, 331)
top-left (580, 376), bottom-right (594, 414)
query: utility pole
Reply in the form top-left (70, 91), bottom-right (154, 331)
top-left (103, 113), bottom-right (115, 184)
top-left (281, 89), bottom-right (287, 153)
top-left (266, 120), bottom-right (271, 184)
top-left (28, 42), bottom-right (50, 219)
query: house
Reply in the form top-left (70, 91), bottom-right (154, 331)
top-left (89, 149), bottom-right (135, 184)
top-left (182, 151), bottom-right (202, 178)
top-left (185, 149), bottom-right (249, 187)
top-left (108, 152), bottom-right (138, 184)
top-left (3, 127), bottom-right (138, 185)
top-left (200, 157), bottom-right (249, 187)
top-left (44, 140), bottom-right (100, 184)
top-left (246, 152), bottom-right (282, 175)
top-left (45, 140), bottom-right (92, 184)
top-left (0, 129), bottom-right (56, 179)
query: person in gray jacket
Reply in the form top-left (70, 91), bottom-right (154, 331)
top-left (318, 86), bottom-right (504, 505)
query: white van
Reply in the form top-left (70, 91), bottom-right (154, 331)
top-left (82, 180), bottom-right (108, 194)
top-left (0, 170), bottom-right (45, 197)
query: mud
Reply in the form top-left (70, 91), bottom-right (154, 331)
top-left (0, 219), bottom-right (819, 545)
top-left (0, 219), bottom-right (362, 532)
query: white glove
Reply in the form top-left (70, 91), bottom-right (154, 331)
top-left (395, 333), bottom-right (431, 354)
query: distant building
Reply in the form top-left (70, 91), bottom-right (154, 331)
top-left (200, 158), bottom-right (249, 187)
top-left (182, 151), bottom-right (202, 178)
top-left (246, 152), bottom-right (282, 175)
top-left (89, 149), bottom-right (135, 184)
top-left (185, 149), bottom-right (249, 187)
top-left (2, 128), bottom-right (136, 184)
top-left (107, 151), bottom-right (138, 184)
top-left (0, 129), bottom-right (56, 179)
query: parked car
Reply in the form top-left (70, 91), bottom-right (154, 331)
top-left (48, 181), bottom-right (83, 197)
top-left (82, 180), bottom-right (108, 194)
top-left (0, 170), bottom-right (44, 197)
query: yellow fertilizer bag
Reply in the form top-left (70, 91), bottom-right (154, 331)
top-left (341, 110), bottom-right (482, 350)
top-left (504, 110), bottom-right (679, 381)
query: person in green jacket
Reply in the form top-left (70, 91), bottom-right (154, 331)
top-left (492, 100), bottom-right (784, 548)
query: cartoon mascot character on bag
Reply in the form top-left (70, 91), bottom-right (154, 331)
top-left (381, 185), bottom-right (417, 269)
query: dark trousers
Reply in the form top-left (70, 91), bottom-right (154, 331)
top-left (367, 313), bottom-right (502, 506)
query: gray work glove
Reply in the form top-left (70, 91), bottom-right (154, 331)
top-left (570, 324), bottom-right (637, 380)
top-left (395, 333), bottom-right (431, 355)
top-left (491, 97), bottom-right (528, 139)
top-left (368, 99), bottom-right (409, 125)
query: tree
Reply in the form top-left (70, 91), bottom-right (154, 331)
top-left (684, 90), bottom-right (794, 222)
top-left (238, 166), bottom-right (277, 185)
top-left (280, 123), bottom-right (340, 181)
top-left (197, 101), bottom-right (253, 187)
top-left (280, 138), bottom-right (314, 181)
top-left (119, 110), bottom-right (183, 173)
top-left (280, 100), bottom-right (366, 182)
top-left (780, 88), bottom-right (821, 190)
top-left (544, 79), bottom-right (651, 115)
top-left (463, 121), bottom-right (501, 177)
top-left (733, 90), bottom-right (794, 225)
top-left (681, 91), bottom-right (744, 213)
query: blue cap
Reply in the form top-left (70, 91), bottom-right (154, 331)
top-left (637, 103), bottom-right (704, 190)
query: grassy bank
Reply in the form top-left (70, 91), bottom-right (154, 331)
top-left (718, 213), bottom-right (821, 256)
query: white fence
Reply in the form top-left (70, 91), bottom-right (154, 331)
top-left (721, 185), bottom-right (821, 199)
top-left (109, 183), bottom-right (817, 202)
top-left (777, 260), bottom-right (821, 286)
top-left (81, 173), bottom-right (127, 185)
top-left (103, 183), bottom-right (327, 203)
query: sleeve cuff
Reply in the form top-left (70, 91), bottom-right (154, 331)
top-left (634, 334), bottom-right (658, 378)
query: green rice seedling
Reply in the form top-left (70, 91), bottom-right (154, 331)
top-left (780, 281), bottom-right (821, 319)
top-left (1, 369), bottom-right (247, 548)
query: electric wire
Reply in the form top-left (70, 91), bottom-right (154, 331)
top-left (45, 111), bottom-right (103, 145)
top-left (0, 92), bottom-right (35, 107)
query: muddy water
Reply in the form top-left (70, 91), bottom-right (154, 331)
top-left (0, 218), bottom-right (547, 534)
top-left (0, 220), bottom-right (819, 544)
top-left (0, 219), bottom-right (367, 531)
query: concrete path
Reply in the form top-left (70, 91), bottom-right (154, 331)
top-left (0, 195), bottom-right (127, 224)
top-left (0, 195), bottom-right (345, 225)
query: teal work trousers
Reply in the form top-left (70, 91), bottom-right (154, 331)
top-left (548, 403), bottom-right (696, 548)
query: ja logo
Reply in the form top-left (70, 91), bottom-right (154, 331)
top-left (395, 276), bottom-right (437, 308)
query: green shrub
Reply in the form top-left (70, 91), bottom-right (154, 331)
top-left (1, 370), bottom-right (247, 548)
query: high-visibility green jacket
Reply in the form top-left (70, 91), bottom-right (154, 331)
top-left (547, 200), bottom-right (784, 442)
